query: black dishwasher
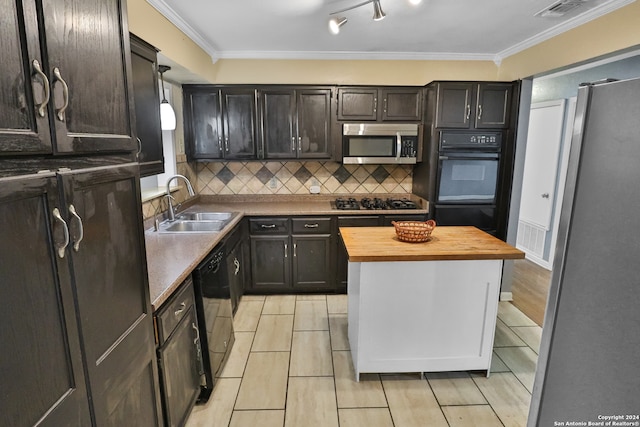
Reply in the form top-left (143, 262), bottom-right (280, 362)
top-left (192, 245), bottom-right (235, 403)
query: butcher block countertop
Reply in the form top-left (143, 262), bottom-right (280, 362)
top-left (340, 226), bottom-right (525, 262)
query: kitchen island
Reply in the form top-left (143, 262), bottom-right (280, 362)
top-left (339, 226), bottom-right (525, 380)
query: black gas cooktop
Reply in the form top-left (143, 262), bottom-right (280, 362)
top-left (334, 197), bottom-right (418, 210)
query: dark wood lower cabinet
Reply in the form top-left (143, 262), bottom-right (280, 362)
top-left (0, 164), bottom-right (163, 426)
top-left (157, 308), bottom-right (201, 427)
top-left (248, 217), bottom-right (333, 293)
top-left (250, 235), bottom-right (291, 291)
top-left (61, 164), bottom-right (162, 425)
top-left (0, 172), bottom-right (91, 427)
top-left (245, 213), bottom-right (427, 294)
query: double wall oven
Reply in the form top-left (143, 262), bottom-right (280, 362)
top-left (433, 131), bottom-right (503, 235)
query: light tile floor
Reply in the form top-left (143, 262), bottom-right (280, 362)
top-left (186, 296), bottom-right (541, 427)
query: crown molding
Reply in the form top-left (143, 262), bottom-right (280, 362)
top-left (147, 0), bottom-right (634, 64)
top-left (146, 0), bottom-right (219, 63)
top-left (495, 0), bottom-right (635, 62)
top-left (213, 50), bottom-right (498, 61)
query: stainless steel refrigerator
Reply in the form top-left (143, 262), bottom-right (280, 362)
top-left (528, 77), bottom-right (640, 425)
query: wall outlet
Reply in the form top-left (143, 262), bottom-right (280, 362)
top-left (310, 185), bottom-right (321, 194)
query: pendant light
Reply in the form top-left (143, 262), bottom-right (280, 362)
top-left (158, 65), bottom-right (176, 131)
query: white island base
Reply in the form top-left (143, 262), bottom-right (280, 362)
top-left (347, 259), bottom-right (502, 381)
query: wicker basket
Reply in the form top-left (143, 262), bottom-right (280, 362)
top-left (391, 220), bottom-right (437, 243)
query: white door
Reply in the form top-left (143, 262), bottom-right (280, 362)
top-left (517, 100), bottom-right (565, 261)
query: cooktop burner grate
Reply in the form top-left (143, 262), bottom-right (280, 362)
top-left (334, 197), bottom-right (418, 210)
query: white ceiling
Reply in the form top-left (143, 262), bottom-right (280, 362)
top-left (148, 0), bottom-right (633, 65)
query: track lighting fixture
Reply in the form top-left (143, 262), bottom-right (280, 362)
top-left (328, 0), bottom-right (421, 33)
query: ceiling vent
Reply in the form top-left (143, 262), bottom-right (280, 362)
top-left (535, 0), bottom-right (588, 17)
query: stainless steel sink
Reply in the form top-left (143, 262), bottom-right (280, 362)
top-left (155, 211), bottom-right (239, 233)
top-left (175, 212), bottom-right (234, 221)
top-left (158, 220), bottom-right (225, 233)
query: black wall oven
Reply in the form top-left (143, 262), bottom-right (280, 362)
top-left (437, 152), bottom-right (499, 204)
top-left (434, 131), bottom-right (503, 235)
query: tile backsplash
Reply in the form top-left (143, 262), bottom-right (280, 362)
top-left (141, 156), bottom-right (196, 221)
top-left (196, 161), bottom-right (413, 195)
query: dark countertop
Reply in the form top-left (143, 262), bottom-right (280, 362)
top-left (145, 194), bottom-right (429, 310)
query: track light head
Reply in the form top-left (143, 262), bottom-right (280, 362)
top-left (372, 0), bottom-right (386, 21)
top-left (329, 17), bottom-right (348, 34)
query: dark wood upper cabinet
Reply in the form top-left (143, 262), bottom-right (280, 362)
top-left (337, 87), bottom-right (422, 122)
top-left (43, 0), bottom-right (136, 154)
top-left (296, 89), bottom-right (331, 158)
top-left (184, 87), bottom-right (258, 160)
top-left (434, 82), bottom-right (512, 129)
top-left (0, 0), bottom-right (51, 155)
top-left (337, 87), bottom-right (379, 121)
top-left (130, 34), bottom-right (164, 177)
top-left (260, 88), bottom-right (332, 159)
top-left (185, 85), bottom-right (330, 161)
top-left (381, 88), bottom-right (423, 121)
top-left (222, 88), bottom-right (259, 159)
top-left (475, 83), bottom-right (512, 128)
top-left (0, 0), bottom-right (136, 157)
top-left (184, 88), bottom-right (223, 160)
top-left (434, 82), bottom-right (474, 128)
top-left (261, 89), bottom-right (295, 158)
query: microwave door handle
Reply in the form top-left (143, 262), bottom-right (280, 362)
top-left (396, 133), bottom-right (401, 161)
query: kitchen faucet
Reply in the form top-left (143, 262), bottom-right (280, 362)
top-left (165, 174), bottom-right (195, 221)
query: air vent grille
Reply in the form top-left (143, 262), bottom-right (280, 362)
top-left (535, 0), bottom-right (587, 17)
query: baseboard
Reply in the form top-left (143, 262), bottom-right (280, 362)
top-left (500, 292), bottom-right (513, 301)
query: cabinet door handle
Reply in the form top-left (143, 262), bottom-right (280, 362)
top-left (373, 97), bottom-right (377, 114)
top-left (293, 243), bottom-right (297, 257)
top-left (225, 136), bottom-right (229, 152)
top-left (31, 59), bottom-right (50, 118)
top-left (298, 136), bottom-right (301, 152)
top-left (304, 223), bottom-right (319, 228)
top-left (284, 243), bottom-right (288, 258)
top-left (52, 208), bottom-right (70, 259)
top-left (218, 137), bottom-right (222, 153)
top-left (192, 322), bottom-right (200, 345)
top-left (260, 224), bottom-right (276, 229)
top-left (291, 137), bottom-right (296, 152)
top-left (68, 204), bottom-right (84, 252)
top-left (53, 67), bottom-right (69, 122)
top-left (174, 302), bottom-right (186, 316)
top-left (477, 104), bottom-right (483, 121)
top-left (234, 258), bottom-right (240, 275)
top-left (465, 104), bottom-right (471, 121)
top-left (383, 98), bottom-right (387, 113)
top-left (135, 137), bottom-right (142, 159)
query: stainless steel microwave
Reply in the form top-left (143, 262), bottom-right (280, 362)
top-left (342, 123), bottom-right (422, 164)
